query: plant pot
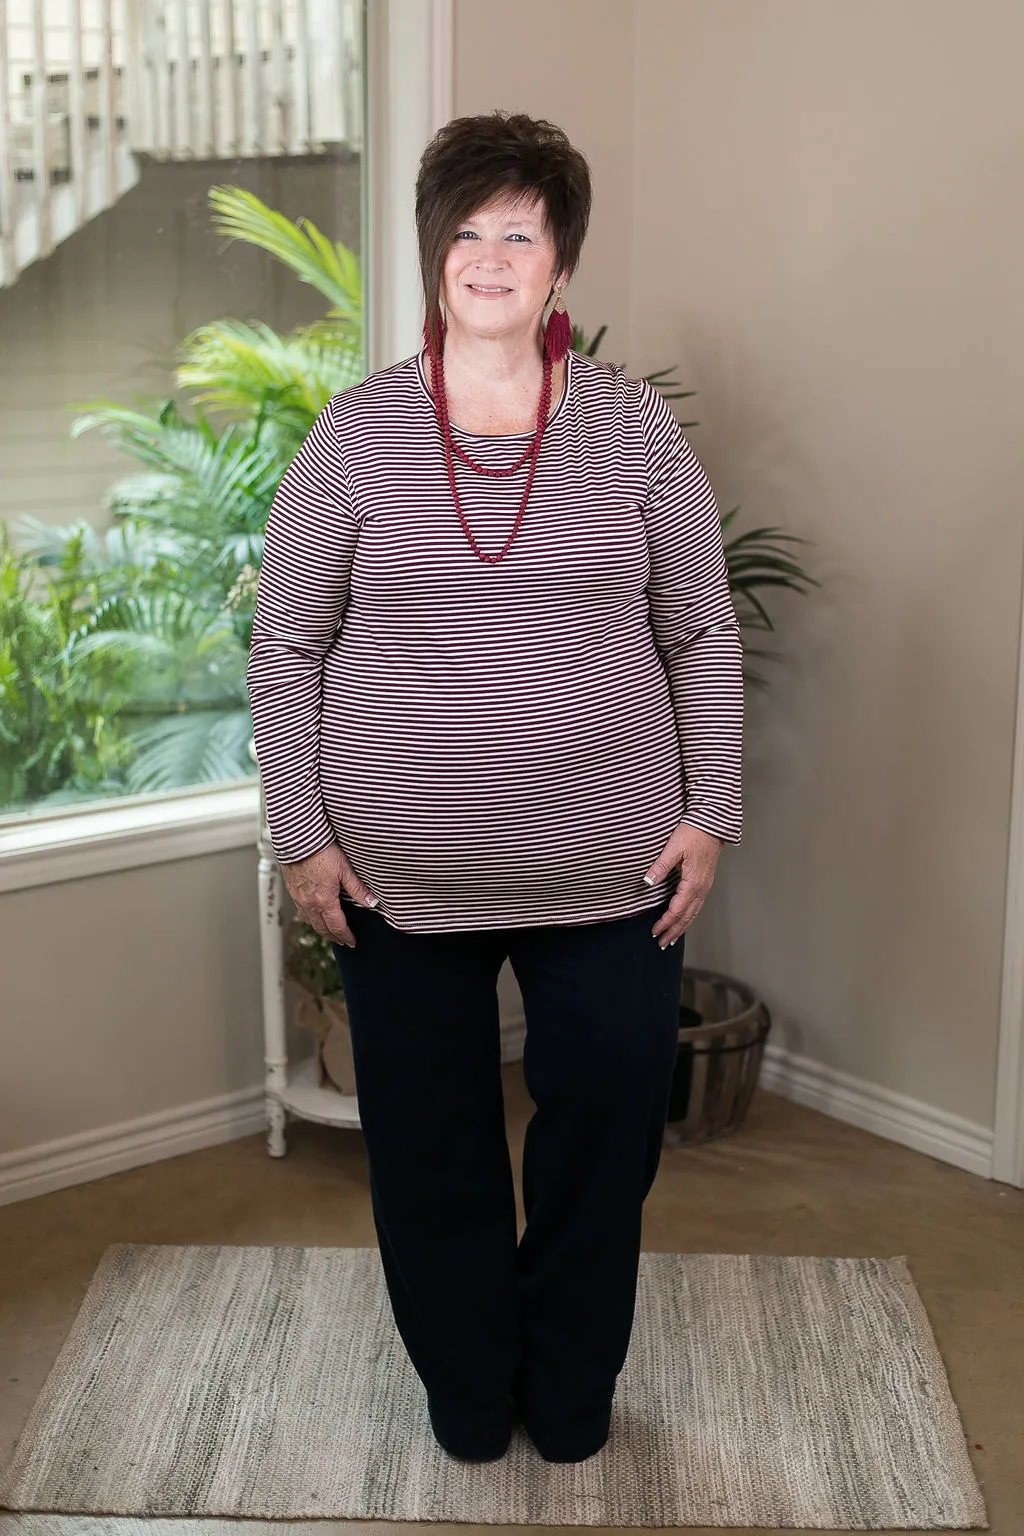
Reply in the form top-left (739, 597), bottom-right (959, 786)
top-left (663, 966), bottom-right (772, 1147)
top-left (292, 986), bottom-right (358, 1097)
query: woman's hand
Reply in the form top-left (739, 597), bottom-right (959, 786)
top-left (281, 843), bottom-right (379, 949)
top-left (645, 824), bottom-right (724, 949)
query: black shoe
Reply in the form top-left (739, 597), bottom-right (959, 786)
top-left (427, 1397), bottom-right (513, 1462)
top-left (511, 1377), bottom-right (613, 1464)
top-left (520, 1417), bottom-right (610, 1464)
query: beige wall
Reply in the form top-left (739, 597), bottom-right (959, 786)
top-left (454, 0), bottom-right (1023, 1127)
top-left (0, 852), bottom-right (266, 1155)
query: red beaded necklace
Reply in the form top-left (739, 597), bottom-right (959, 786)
top-left (421, 316), bottom-right (564, 566)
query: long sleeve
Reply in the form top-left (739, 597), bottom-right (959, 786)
top-left (637, 378), bottom-right (744, 845)
top-left (246, 397), bottom-right (360, 863)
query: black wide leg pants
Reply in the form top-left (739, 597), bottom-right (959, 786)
top-left (331, 895), bottom-right (684, 1462)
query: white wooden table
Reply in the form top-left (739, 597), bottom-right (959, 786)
top-left (252, 751), bottom-right (362, 1156)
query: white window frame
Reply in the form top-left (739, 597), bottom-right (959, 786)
top-left (0, 0), bottom-right (453, 895)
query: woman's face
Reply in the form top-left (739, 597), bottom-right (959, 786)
top-left (440, 191), bottom-right (565, 345)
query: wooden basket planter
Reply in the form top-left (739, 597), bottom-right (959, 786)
top-left (663, 967), bottom-right (772, 1147)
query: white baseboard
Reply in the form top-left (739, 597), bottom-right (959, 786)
top-left (0, 1014), bottom-right (528, 1209)
top-left (759, 1041), bottom-right (994, 1179)
top-left (0, 1035), bottom-right (994, 1208)
top-left (0, 1087), bottom-right (267, 1208)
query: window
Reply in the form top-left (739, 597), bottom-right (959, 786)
top-left (0, 0), bottom-right (367, 823)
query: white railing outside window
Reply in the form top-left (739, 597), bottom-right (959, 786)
top-left (0, 0), bottom-right (362, 287)
top-left (129, 0), bottom-right (361, 161)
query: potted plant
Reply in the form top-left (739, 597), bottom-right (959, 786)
top-left (284, 916), bottom-right (358, 1097)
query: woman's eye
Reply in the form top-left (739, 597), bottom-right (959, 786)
top-left (454, 231), bottom-right (530, 242)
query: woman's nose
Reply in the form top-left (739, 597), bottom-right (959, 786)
top-left (473, 239), bottom-right (511, 263)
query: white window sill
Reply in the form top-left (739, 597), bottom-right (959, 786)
top-left (0, 782), bottom-right (261, 893)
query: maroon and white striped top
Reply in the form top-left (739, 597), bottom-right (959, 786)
top-left (246, 346), bottom-right (744, 933)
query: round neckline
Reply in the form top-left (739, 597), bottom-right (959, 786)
top-left (415, 346), bottom-right (572, 440)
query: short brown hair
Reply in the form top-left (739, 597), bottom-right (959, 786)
top-left (415, 111), bottom-right (592, 354)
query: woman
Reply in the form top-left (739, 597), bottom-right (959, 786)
top-left (246, 111), bottom-right (743, 1466)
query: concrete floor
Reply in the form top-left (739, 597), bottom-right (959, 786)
top-left (1, 1064), bottom-right (1021, 1536)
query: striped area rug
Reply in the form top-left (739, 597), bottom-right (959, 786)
top-left (0, 1245), bottom-right (987, 1528)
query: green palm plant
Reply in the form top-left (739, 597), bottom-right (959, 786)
top-left (64, 407), bottom-right (291, 588)
top-left (174, 185), bottom-right (363, 434)
top-left (2, 187), bottom-right (365, 809)
top-left (205, 185), bottom-right (362, 328)
top-left (0, 526), bottom-right (135, 807)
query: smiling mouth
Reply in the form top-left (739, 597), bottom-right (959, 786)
top-left (467, 284), bottom-right (512, 293)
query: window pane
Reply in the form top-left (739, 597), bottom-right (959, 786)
top-left (0, 0), bottom-right (366, 818)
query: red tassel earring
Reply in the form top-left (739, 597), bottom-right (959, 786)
top-left (543, 285), bottom-right (573, 364)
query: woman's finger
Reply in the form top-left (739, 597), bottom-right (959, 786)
top-left (297, 898), bottom-right (356, 949)
top-left (650, 885), bottom-right (693, 939)
top-left (316, 897), bottom-right (356, 947)
top-left (646, 825), bottom-right (723, 943)
top-left (336, 851), bottom-right (380, 909)
top-left (652, 884), bottom-right (709, 945)
top-left (667, 908), bottom-right (703, 945)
